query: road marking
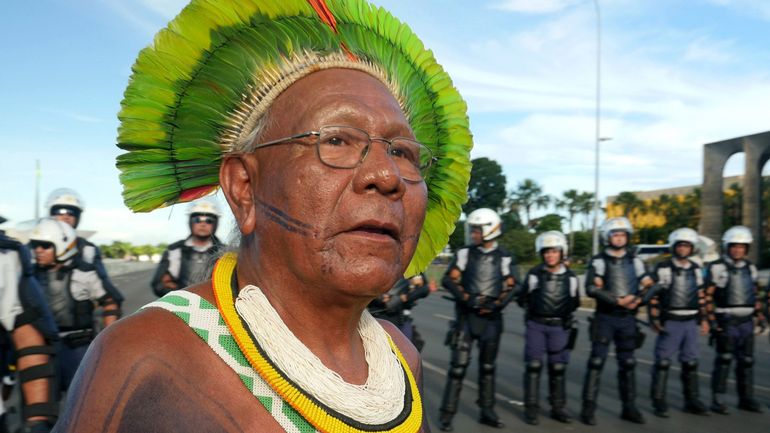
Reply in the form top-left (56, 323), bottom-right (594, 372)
top-left (434, 313), bottom-right (454, 321)
top-left (422, 360), bottom-right (524, 406)
top-left (596, 352), bottom-right (770, 394)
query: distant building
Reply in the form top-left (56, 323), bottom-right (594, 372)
top-left (606, 175), bottom-right (748, 229)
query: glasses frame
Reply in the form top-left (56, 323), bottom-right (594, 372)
top-left (30, 240), bottom-right (55, 250)
top-left (191, 215), bottom-right (216, 225)
top-left (248, 125), bottom-right (436, 182)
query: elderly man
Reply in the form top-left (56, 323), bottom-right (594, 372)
top-left (54, 1), bottom-right (471, 432)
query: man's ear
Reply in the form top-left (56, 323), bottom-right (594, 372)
top-left (220, 154), bottom-right (258, 235)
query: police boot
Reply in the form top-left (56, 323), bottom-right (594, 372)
top-left (437, 411), bottom-right (454, 432)
top-left (20, 420), bottom-right (54, 433)
top-left (736, 356), bottom-right (762, 413)
top-left (651, 360), bottom-right (670, 417)
top-left (0, 413), bottom-right (7, 433)
top-left (580, 357), bottom-right (603, 425)
top-left (438, 365), bottom-right (465, 431)
top-left (681, 361), bottom-right (709, 415)
top-left (478, 364), bottom-right (504, 428)
top-left (618, 359), bottom-right (645, 424)
top-left (523, 361), bottom-right (541, 425)
top-left (548, 363), bottom-right (572, 423)
top-left (711, 353), bottom-right (732, 415)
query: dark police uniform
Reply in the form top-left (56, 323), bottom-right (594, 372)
top-left (34, 257), bottom-right (120, 391)
top-left (74, 237), bottom-right (124, 306)
top-left (438, 243), bottom-right (517, 430)
top-left (368, 276), bottom-right (429, 351)
top-left (581, 249), bottom-right (649, 424)
top-left (705, 255), bottom-right (763, 413)
top-left (519, 263), bottom-right (579, 423)
top-left (1, 233), bottom-right (59, 431)
top-left (649, 257), bottom-right (708, 416)
top-left (151, 236), bottom-right (222, 297)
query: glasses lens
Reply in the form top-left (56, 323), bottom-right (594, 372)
top-left (389, 138), bottom-right (433, 181)
top-left (317, 126), bottom-right (368, 168)
top-left (317, 126), bottom-right (434, 181)
top-left (31, 241), bottom-right (55, 250)
top-left (52, 207), bottom-right (77, 216)
top-left (193, 216), bottom-right (214, 224)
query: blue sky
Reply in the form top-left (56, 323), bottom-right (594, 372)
top-left (2, 0), bottom-right (770, 245)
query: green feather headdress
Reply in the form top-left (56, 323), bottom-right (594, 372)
top-left (117, 0), bottom-right (472, 275)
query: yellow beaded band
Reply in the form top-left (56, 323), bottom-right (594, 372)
top-left (212, 252), bottom-right (423, 433)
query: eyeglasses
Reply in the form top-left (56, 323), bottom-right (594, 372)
top-left (30, 241), bottom-right (55, 250)
top-left (191, 216), bottom-right (216, 225)
top-left (250, 125), bottom-right (436, 182)
top-left (51, 207), bottom-right (79, 217)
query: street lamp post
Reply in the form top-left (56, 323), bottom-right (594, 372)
top-left (591, 0), bottom-right (603, 256)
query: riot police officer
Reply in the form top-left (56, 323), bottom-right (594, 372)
top-left (46, 188), bottom-right (124, 308)
top-left (438, 208), bottom-right (518, 431)
top-left (368, 274), bottom-right (429, 351)
top-left (1, 217), bottom-right (59, 432)
top-left (29, 219), bottom-right (121, 392)
top-left (648, 228), bottom-right (709, 417)
top-left (705, 225), bottom-right (766, 414)
top-left (580, 217), bottom-right (654, 425)
top-left (518, 231), bottom-right (579, 425)
top-left (151, 200), bottom-right (223, 296)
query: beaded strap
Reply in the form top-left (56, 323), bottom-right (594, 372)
top-left (143, 292), bottom-right (319, 433)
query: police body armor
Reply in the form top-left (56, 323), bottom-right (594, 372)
top-left (184, 247), bottom-right (212, 286)
top-left (461, 248), bottom-right (505, 299)
top-left (597, 253), bottom-right (639, 315)
top-left (529, 265), bottom-right (573, 318)
top-left (661, 261), bottom-right (699, 311)
top-left (37, 266), bottom-right (93, 331)
top-left (715, 260), bottom-right (755, 308)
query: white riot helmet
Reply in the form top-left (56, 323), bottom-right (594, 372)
top-left (465, 208), bottom-right (502, 242)
top-left (722, 225), bottom-right (752, 252)
top-left (29, 218), bottom-right (78, 262)
top-left (46, 188), bottom-right (85, 213)
top-left (668, 227), bottom-right (698, 257)
top-left (46, 188), bottom-right (85, 227)
top-left (695, 235), bottom-right (719, 264)
top-left (188, 200), bottom-right (221, 217)
top-left (535, 231), bottom-right (568, 257)
top-left (601, 217), bottom-right (633, 244)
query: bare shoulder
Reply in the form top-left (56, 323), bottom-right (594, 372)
top-left (376, 319), bottom-right (430, 433)
top-left (54, 289), bottom-right (259, 432)
top-left (376, 319), bottom-right (420, 376)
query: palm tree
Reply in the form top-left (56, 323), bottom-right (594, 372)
top-left (556, 189), bottom-right (581, 253)
top-left (510, 179), bottom-right (551, 227)
top-left (576, 191), bottom-right (595, 230)
top-left (614, 191), bottom-right (643, 219)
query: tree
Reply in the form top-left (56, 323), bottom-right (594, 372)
top-left (509, 178), bottom-right (551, 227)
top-left (534, 213), bottom-right (563, 233)
top-left (577, 191), bottom-right (596, 230)
top-left (613, 191), bottom-right (643, 218)
top-left (556, 189), bottom-right (581, 253)
top-left (498, 229), bottom-right (537, 264)
top-left (463, 157), bottom-right (507, 214)
top-left (723, 183), bottom-right (742, 230)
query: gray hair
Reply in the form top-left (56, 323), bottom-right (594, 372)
top-left (232, 109), bottom-right (273, 154)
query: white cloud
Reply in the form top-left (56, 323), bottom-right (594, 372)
top-left (683, 37), bottom-right (736, 64)
top-left (490, 0), bottom-right (581, 14)
top-left (432, 2), bottom-right (770, 204)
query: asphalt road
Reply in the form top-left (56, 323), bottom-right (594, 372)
top-left (7, 267), bottom-right (769, 433)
